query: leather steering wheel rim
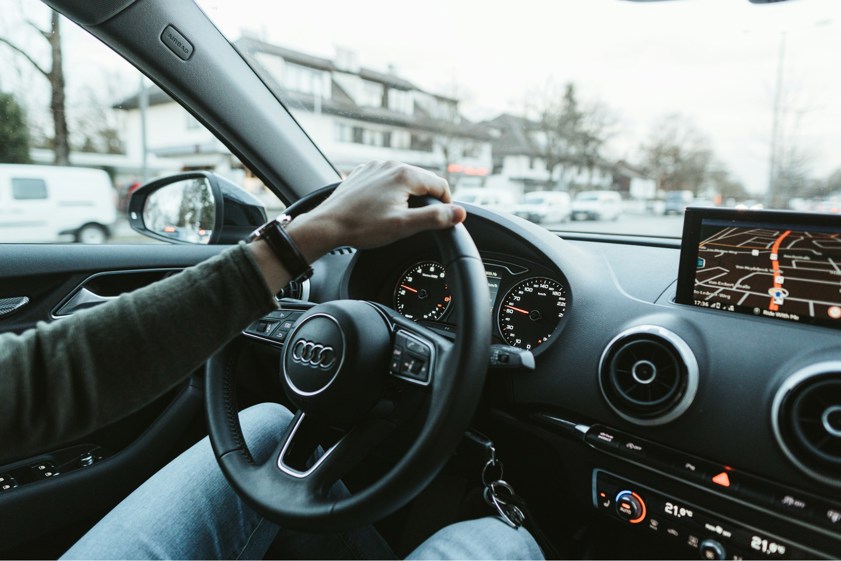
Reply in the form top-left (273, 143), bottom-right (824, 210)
top-left (205, 184), bottom-right (491, 532)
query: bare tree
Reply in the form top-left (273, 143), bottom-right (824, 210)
top-left (707, 161), bottom-right (748, 202)
top-left (527, 82), bottom-right (581, 188)
top-left (639, 114), bottom-right (712, 195)
top-left (72, 72), bottom-right (128, 154)
top-left (526, 81), bottom-right (614, 190)
top-left (578, 102), bottom-right (618, 188)
top-left (0, 9), bottom-right (69, 164)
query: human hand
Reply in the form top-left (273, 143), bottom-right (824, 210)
top-left (287, 161), bottom-right (466, 261)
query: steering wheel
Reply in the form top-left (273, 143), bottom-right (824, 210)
top-left (205, 185), bottom-right (491, 533)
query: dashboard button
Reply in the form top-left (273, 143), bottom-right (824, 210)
top-left (699, 539), bottom-right (727, 560)
top-left (670, 456), bottom-right (713, 483)
top-left (812, 501), bottom-right (841, 531)
top-left (615, 490), bottom-right (646, 524)
top-left (585, 426), bottom-right (623, 451)
top-left (773, 493), bottom-right (814, 519)
top-left (618, 437), bottom-right (649, 460)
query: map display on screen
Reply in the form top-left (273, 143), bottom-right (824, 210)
top-left (692, 219), bottom-right (841, 326)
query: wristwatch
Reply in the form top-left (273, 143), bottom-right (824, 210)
top-left (248, 214), bottom-right (313, 283)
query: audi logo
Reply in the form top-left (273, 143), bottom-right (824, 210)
top-left (290, 340), bottom-right (337, 369)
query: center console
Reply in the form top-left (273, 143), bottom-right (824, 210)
top-left (581, 423), bottom-right (840, 559)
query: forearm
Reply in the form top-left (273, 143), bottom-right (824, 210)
top-left (0, 243), bottom-right (277, 464)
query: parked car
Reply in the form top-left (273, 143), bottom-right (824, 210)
top-left (663, 190), bottom-right (694, 215)
top-left (0, 164), bottom-right (116, 244)
top-left (571, 190), bottom-right (622, 221)
top-left (512, 191), bottom-right (571, 224)
top-left (453, 188), bottom-right (516, 215)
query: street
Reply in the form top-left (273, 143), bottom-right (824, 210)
top-left (525, 212), bottom-right (685, 238)
top-left (108, 211), bottom-right (687, 244)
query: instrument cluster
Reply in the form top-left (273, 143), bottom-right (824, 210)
top-left (392, 257), bottom-right (570, 352)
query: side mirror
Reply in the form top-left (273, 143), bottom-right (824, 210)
top-left (127, 172), bottom-right (268, 244)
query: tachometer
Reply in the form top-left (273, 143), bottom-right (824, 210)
top-left (498, 277), bottom-right (567, 350)
top-left (394, 261), bottom-right (452, 321)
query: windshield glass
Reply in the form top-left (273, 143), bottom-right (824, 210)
top-left (211, 0), bottom-right (840, 236)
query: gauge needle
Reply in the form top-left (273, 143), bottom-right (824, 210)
top-left (505, 305), bottom-right (529, 314)
top-left (401, 284), bottom-right (418, 293)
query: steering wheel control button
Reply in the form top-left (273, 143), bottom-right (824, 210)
top-left (390, 331), bottom-right (434, 385)
top-left (245, 319), bottom-right (279, 336)
top-left (389, 346), bottom-right (404, 374)
top-left (615, 490), bottom-right (646, 524)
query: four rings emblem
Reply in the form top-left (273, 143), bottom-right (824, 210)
top-left (291, 339), bottom-right (337, 369)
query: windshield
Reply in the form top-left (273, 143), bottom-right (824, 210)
top-left (3, 1), bottom-right (839, 242)
top-left (195, 0), bottom-right (841, 237)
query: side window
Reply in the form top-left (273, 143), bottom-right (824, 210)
top-left (0, 6), bottom-right (286, 244)
top-left (11, 178), bottom-right (48, 200)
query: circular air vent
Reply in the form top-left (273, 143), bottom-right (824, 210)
top-left (773, 363), bottom-right (841, 488)
top-left (599, 325), bottom-right (698, 426)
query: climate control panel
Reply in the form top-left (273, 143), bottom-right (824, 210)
top-left (594, 470), bottom-right (827, 559)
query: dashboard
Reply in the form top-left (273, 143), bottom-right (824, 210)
top-left (249, 203), bottom-right (841, 559)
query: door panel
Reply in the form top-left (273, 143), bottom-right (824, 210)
top-left (0, 243), bottom-right (227, 554)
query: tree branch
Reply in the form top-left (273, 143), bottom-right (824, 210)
top-left (24, 18), bottom-right (50, 41)
top-left (0, 36), bottom-right (48, 77)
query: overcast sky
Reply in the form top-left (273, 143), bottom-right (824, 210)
top-left (4, 0), bottom-right (841, 196)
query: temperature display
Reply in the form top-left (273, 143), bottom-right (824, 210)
top-left (664, 501), bottom-right (694, 519)
top-left (750, 536), bottom-right (787, 557)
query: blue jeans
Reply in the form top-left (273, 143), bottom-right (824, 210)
top-left (62, 403), bottom-right (543, 560)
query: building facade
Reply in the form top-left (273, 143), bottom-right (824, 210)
top-left (116, 38), bottom-right (492, 190)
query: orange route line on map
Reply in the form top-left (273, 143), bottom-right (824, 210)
top-left (768, 230), bottom-right (792, 312)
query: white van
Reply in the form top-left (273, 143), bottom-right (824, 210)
top-left (453, 187), bottom-right (517, 215)
top-left (513, 191), bottom-right (571, 224)
top-left (571, 190), bottom-right (622, 221)
top-left (0, 164), bottom-right (117, 243)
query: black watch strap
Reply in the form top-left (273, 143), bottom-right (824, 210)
top-left (248, 217), bottom-right (313, 283)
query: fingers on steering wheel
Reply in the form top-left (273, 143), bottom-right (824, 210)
top-left (401, 166), bottom-right (451, 203)
top-left (402, 205), bottom-right (462, 233)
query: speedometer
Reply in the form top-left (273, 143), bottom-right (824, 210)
top-left (498, 277), bottom-right (567, 350)
top-left (394, 261), bottom-right (452, 321)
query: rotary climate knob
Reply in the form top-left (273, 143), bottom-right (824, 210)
top-left (615, 490), bottom-right (646, 524)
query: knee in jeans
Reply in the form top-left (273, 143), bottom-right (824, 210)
top-left (238, 402), bottom-right (295, 462)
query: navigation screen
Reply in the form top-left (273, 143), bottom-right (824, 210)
top-left (677, 208), bottom-right (841, 329)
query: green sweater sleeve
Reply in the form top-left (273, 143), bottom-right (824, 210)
top-left (0, 243), bottom-right (277, 465)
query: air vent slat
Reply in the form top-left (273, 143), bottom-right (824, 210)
top-left (599, 325), bottom-right (699, 426)
top-left (774, 366), bottom-right (841, 487)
